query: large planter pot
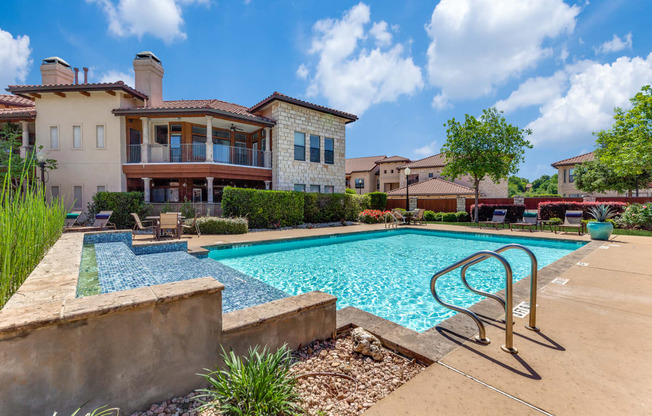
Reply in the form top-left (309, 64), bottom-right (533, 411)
top-left (587, 221), bottom-right (613, 240)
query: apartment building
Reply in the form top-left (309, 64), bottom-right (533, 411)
top-left (4, 52), bottom-right (356, 211)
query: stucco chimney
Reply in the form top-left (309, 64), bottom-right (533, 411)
top-left (40, 57), bottom-right (74, 85)
top-left (133, 51), bottom-right (163, 107)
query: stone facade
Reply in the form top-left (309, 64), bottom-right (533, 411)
top-left (259, 101), bottom-right (347, 193)
top-left (398, 167), bottom-right (508, 198)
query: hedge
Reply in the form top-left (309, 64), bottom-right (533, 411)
top-left (455, 211), bottom-right (470, 222)
top-left (424, 210), bottom-right (436, 221)
top-left (222, 187), bottom-right (303, 228)
top-left (442, 212), bottom-right (457, 222)
top-left (470, 204), bottom-right (526, 223)
top-left (304, 192), bottom-right (369, 223)
top-left (190, 217), bottom-right (248, 234)
top-left (537, 201), bottom-right (627, 220)
top-left (87, 191), bottom-right (151, 229)
top-left (367, 192), bottom-right (388, 210)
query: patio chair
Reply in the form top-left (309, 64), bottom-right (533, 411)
top-left (509, 210), bottom-right (538, 232)
top-left (392, 208), bottom-right (407, 224)
top-left (412, 208), bottom-right (426, 225)
top-left (556, 210), bottom-right (585, 235)
top-left (131, 213), bottom-right (155, 237)
top-left (92, 211), bottom-right (116, 230)
top-left (64, 211), bottom-right (82, 228)
top-left (158, 212), bottom-right (181, 240)
top-left (182, 212), bottom-right (201, 237)
top-left (479, 209), bottom-right (507, 229)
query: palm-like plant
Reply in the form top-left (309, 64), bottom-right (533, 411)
top-left (197, 345), bottom-right (302, 416)
top-left (587, 204), bottom-right (616, 222)
top-left (53, 405), bottom-right (119, 416)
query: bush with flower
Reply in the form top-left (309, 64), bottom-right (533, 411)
top-left (617, 203), bottom-right (652, 230)
top-left (358, 209), bottom-right (393, 224)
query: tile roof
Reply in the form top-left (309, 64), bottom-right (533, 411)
top-left (376, 155), bottom-right (411, 164)
top-left (0, 94), bottom-right (34, 107)
top-left (250, 92), bottom-right (358, 123)
top-left (551, 152), bottom-right (595, 167)
top-left (346, 155), bottom-right (386, 174)
top-left (7, 82), bottom-right (147, 100)
top-left (0, 107), bottom-right (36, 120)
top-left (386, 177), bottom-right (474, 197)
top-left (399, 153), bottom-right (447, 169)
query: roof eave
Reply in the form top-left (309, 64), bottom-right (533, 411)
top-left (6, 84), bottom-right (148, 101)
top-left (250, 96), bottom-right (358, 123)
top-left (112, 107), bottom-right (276, 126)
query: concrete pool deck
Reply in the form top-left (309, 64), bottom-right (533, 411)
top-left (136, 223), bottom-right (652, 415)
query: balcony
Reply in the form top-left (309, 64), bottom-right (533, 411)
top-left (126, 144), bottom-right (272, 169)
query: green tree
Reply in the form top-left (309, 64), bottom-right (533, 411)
top-left (574, 160), bottom-right (652, 195)
top-left (508, 176), bottom-right (529, 197)
top-left (0, 123), bottom-right (56, 187)
top-left (441, 108), bottom-right (532, 222)
top-left (593, 85), bottom-right (652, 196)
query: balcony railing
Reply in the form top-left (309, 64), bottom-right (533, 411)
top-left (126, 144), bottom-right (272, 168)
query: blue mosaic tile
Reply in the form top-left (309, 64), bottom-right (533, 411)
top-left (94, 242), bottom-right (162, 293)
top-left (132, 241), bottom-right (188, 255)
top-left (84, 232), bottom-right (132, 247)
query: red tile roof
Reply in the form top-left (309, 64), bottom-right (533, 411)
top-left (7, 82), bottom-right (147, 100)
top-left (386, 177), bottom-right (474, 197)
top-left (551, 152), bottom-right (595, 167)
top-left (0, 107), bottom-right (36, 120)
top-left (399, 153), bottom-right (447, 169)
top-left (0, 94), bottom-right (34, 107)
top-left (250, 92), bottom-right (358, 123)
top-left (376, 155), bottom-right (411, 164)
top-left (346, 155), bottom-right (386, 174)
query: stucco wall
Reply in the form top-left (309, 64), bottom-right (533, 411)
top-left (262, 102), bottom-right (347, 193)
top-left (378, 161), bottom-right (405, 192)
top-left (348, 171), bottom-right (377, 194)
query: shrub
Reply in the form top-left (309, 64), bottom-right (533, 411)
top-left (548, 217), bottom-right (563, 225)
top-left (190, 217), bottom-right (248, 234)
top-left (424, 210), bottom-right (436, 221)
top-left (514, 194), bottom-right (562, 198)
top-left (197, 345), bottom-right (301, 416)
top-left (222, 187), bottom-right (303, 228)
top-left (434, 212), bottom-right (445, 221)
top-left (455, 211), bottom-right (470, 222)
top-left (470, 204), bottom-right (526, 223)
top-left (304, 192), bottom-right (368, 223)
top-left (87, 191), bottom-right (152, 229)
top-left (345, 188), bottom-right (357, 194)
top-left (442, 212), bottom-right (457, 222)
top-left (358, 209), bottom-right (392, 223)
top-left (367, 192), bottom-right (388, 210)
top-left (537, 201), bottom-right (627, 220)
top-left (180, 197), bottom-right (197, 219)
top-left (616, 203), bottom-right (652, 230)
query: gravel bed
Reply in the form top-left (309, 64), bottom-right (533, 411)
top-left (129, 333), bottom-right (424, 416)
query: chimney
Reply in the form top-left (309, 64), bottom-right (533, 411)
top-left (74, 68), bottom-right (79, 84)
top-left (133, 51), bottom-right (163, 107)
top-left (83, 67), bottom-right (88, 84)
top-left (40, 57), bottom-right (75, 85)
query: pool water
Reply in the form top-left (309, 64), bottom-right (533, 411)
top-left (211, 229), bottom-right (584, 332)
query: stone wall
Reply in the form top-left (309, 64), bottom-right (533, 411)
top-left (262, 102), bottom-right (347, 193)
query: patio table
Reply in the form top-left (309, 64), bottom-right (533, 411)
top-left (146, 214), bottom-right (185, 239)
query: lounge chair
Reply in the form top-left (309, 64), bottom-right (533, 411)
top-left (65, 211), bottom-right (82, 228)
top-left (182, 213), bottom-right (201, 237)
top-left (131, 213), bottom-right (155, 237)
top-left (93, 211), bottom-right (116, 229)
top-left (412, 208), bottom-right (426, 225)
top-left (158, 212), bottom-right (180, 240)
top-left (509, 210), bottom-right (538, 232)
top-left (392, 209), bottom-right (407, 225)
top-left (556, 210), bottom-right (585, 235)
top-left (479, 209), bottom-right (507, 229)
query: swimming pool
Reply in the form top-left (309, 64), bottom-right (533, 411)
top-left (210, 229), bottom-right (584, 332)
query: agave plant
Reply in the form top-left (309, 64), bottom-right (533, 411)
top-left (53, 404), bottom-right (119, 416)
top-left (587, 204), bottom-right (616, 222)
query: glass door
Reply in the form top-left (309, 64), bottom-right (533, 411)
top-left (213, 139), bottom-right (231, 163)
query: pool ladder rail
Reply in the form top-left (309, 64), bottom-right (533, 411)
top-left (430, 244), bottom-right (539, 354)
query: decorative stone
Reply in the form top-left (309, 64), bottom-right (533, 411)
top-left (351, 327), bottom-right (384, 361)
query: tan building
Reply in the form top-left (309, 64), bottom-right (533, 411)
top-left (5, 52), bottom-right (356, 212)
top-left (387, 177), bottom-right (475, 199)
top-left (377, 156), bottom-right (411, 192)
top-left (345, 155), bottom-right (385, 194)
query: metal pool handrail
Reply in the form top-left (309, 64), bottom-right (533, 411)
top-left (430, 250), bottom-right (517, 353)
top-left (460, 244), bottom-right (539, 332)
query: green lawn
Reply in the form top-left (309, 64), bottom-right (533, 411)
top-left (425, 221), bottom-right (652, 237)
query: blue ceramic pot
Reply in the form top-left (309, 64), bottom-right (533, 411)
top-left (587, 221), bottom-right (613, 240)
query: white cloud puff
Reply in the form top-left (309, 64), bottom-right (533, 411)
top-left (87, 0), bottom-right (207, 43)
top-left (425, 0), bottom-right (579, 102)
top-left (594, 33), bottom-right (632, 54)
top-left (414, 140), bottom-right (438, 157)
top-left (96, 69), bottom-right (135, 87)
top-left (0, 28), bottom-right (31, 87)
top-left (299, 3), bottom-right (423, 115)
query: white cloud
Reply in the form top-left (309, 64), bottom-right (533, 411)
top-left (299, 3), bottom-right (423, 115)
top-left (0, 28), bottom-right (31, 87)
top-left (559, 45), bottom-right (569, 62)
top-left (425, 0), bottom-right (579, 101)
top-left (296, 64), bottom-right (309, 79)
top-left (594, 33), bottom-right (632, 54)
top-left (431, 93), bottom-right (450, 110)
top-left (414, 140), bottom-right (438, 157)
top-left (96, 69), bottom-right (135, 87)
top-left (87, 0), bottom-right (207, 43)
top-left (504, 54), bottom-right (652, 146)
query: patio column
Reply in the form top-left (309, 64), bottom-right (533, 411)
top-left (141, 117), bottom-right (150, 163)
top-left (205, 116), bottom-right (213, 162)
top-left (19, 121), bottom-right (29, 158)
top-left (207, 177), bottom-right (214, 203)
top-left (264, 180), bottom-right (271, 190)
top-left (142, 177), bottom-right (151, 202)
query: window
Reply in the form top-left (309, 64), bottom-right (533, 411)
top-left (310, 135), bottom-right (320, 163)
top-left (73, 186), bottom-right (83, 209)
top-left (213, 129), bottom-right (231, 139)
top-left (294, 132), bottom-right (305, 161)
top-left (234, 132), bottom-right (246, 142)
top-left (252, 132), bottom-right (258, 141)
top-left (324, 185), bottom-right (334, 194)
top-left (50, 185), bottom-right (59, 199)
top-left (72, 125), bottom-right (82, 149)
top-left (384, 170), bottom-right (387, 174)
top-left (563, 169), bottom-right (567, 183)
top-left (309, 184), bottom-right (320, 193)
top-left (377, 179), bottom-right (380, 190)
top-left (155, 125), bottom-right (168, 145)
top-left (95, 125), bottom-right (105, 148)
top-left (569, 168), bottom-right (575, 183)
top-left (294, 184), bottom-right (306, 192)
top-left (49, 126), bottom-right (59, 149)
top-left (97, 185), bottom-right (106, 193)
top-left (354, 178), bottom-right (364, 189)
top-left (428, 172), bottom-right (434, 178)
top-left (391, 169), bottom-right (394, 173)
top-left (324, 138), bottom-right (334, 165)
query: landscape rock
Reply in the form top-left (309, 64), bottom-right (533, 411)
top-left (351, 328), bottom-right (384, 361)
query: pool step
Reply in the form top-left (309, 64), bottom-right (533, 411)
top-left (94, 242), bottom-right (162, 293)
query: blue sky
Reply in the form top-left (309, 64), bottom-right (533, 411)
top-left (1, 0), bottom-right (651, 180)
